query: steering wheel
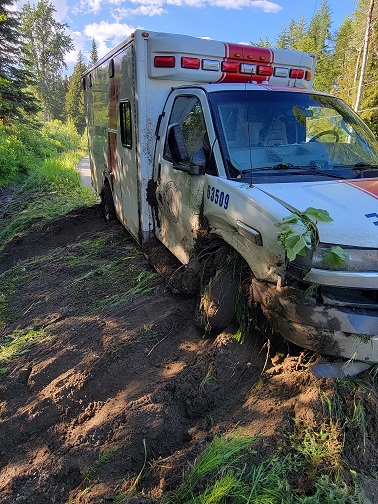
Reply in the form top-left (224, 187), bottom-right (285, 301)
top-left (309, 130), bottom-right (339, 142)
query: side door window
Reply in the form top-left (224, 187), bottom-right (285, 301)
top-left (119, 99), bottom-right (132, 149)
top-left (164, 95), bottom-right (207, 164)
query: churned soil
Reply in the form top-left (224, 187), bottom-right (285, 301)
top-left (1, 190), bottom-right (378, 503)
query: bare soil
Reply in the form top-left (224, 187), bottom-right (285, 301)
top-left (1, 191), bottom-right (378, 503)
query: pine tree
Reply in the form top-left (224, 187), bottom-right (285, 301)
top-left (89, 38), bottom-right (98, 66)
top-left (65, 51), bottom-right (86, 134)
top-left (276, 16), bottom-right (307, 50)
top-left (333, 16), bottom-right (355, 101)
top-left (335, 0), bottom-right (378, 133)
top-left (303, 1), bottom-right (334, 91)
top-left (50, 76), bottom-right (69, 122)
top-left (21, 0), bottom-right (74, 122)
top-left (0, 0), bottom-right (40, 124)
top-left (275, 2), bottom-right (335, 92)
top-left (251, 36), bottom-right (272, 48)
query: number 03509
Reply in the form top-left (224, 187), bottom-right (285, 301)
top-left (207, 185), bottom-right (229, 209)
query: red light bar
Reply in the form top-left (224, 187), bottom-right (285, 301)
top-left (154, 56), bottom-right (175, 68)
top-left (181, 57), bottom-right (200, 69)
top-left (257, 65), bottom-right (273, 76)
top-left (222, 61), bottom-right (239, 73)
top-left (289, 68), bottom-right (304, 79)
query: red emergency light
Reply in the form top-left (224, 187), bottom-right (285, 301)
top-left (181, 57), bottom-right (201, 69)
top-left (289, 68), bottom-right (304, 79)
top-left (221, 61), bottom-right (239, 73)
top-left (154, 56), bottom-right (175, 68)
top-left (257, 65), bottom-right (273, 76)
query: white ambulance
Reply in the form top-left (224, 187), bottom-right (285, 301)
top-left (83, 29), bottom-right (378, 364)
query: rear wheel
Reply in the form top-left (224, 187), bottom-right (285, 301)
top-left (101, 184), bottom-right (116, 222)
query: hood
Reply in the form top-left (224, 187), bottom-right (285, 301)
top-left (256, 178), bottom-right (378, 248)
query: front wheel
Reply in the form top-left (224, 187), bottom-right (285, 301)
top-left (101, 184), bottom-right (116, 222)
top-left (195, 269), bottom-right (238, 332)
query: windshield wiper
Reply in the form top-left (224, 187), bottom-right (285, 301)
top-left (334, 163), bottom-right (378, 178)
top-left (334, 163), bottom-right (378, 170)
top-left (242, 163), bottom-right (307, 173)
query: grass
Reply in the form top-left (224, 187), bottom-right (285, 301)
top-left (0, 328), bottom-right (53, 375)
top-left (162, 427), bottom-right (366, 504)
top-left (84, 446), bottom-right (120, 481)
top-left (163, 431), bottom-right (258, 503)
top-left (0, 151), bottom-right (97, 249)
top-left (70, 261), bottom-right (159, 315)
top-left (292, 420), bottom-right (344, 478)
top-left (113, 439), bottom-right (148, 502)
top-left (0, 265), bottom-right (40, 328)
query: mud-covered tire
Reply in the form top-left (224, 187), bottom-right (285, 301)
top-left (101, 184), bottom-right (116, 222)
top-left (195, 269), bottom-right (238, 332)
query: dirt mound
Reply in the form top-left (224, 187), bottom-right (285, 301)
top-left (0, 200), bottom-right (104, 274)
top-left (1, 203), bottom-right (378, 503)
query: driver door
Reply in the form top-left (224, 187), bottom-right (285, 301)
top-left (153, 92), bottom-right (210, 265)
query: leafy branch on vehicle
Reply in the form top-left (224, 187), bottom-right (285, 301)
top-left (276, 207), bottom-right (348, 268)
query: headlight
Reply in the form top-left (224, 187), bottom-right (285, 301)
top-left (312, 244), bottom-right (377, 271)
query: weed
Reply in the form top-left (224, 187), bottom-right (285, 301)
top-left (200, 366), bottom-right (219, 388)
top-left (139, 324), bottom-right (159, 342)
top-left (84, 446), bottom-right (120, 481)
top-left (292, 420), bottom-right (343, 478)
top-left (297, 474), bottom-right (366, 503)
top-left (113, 439), bottom-right (147, 502)
top-left (276, 207), bottom-right (347, 268)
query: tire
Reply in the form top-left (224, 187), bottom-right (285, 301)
top-left (195, 269), bottom-right (238, 332)
top-left (101, 184), bottom-right (116, 222)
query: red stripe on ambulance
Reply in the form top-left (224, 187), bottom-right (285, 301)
top-left (344, 179), bottom-right (378, 201)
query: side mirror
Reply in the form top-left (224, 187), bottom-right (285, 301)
top-left (167, 123), bottom-right (190, 165)
top-left (190, 147), bottom-right (207, 175)
top-left (167, 123), bottom-right (206, 175)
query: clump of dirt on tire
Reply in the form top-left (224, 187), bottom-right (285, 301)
top-left (1, 196), bottom-right (378, 503)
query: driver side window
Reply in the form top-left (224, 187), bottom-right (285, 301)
top-left (164, 96), bottom-right (207, 162)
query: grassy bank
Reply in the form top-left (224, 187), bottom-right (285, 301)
top-left (0, 120), bottom-right (97, 249)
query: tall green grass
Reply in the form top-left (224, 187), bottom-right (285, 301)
top-left (0, 119), bottom-right (86, 187)
top-left (162, 430), bottom-right (366, 504)
top-left (0, 121), bottom-right (97, 248)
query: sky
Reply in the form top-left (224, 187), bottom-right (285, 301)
top-left (15, 0), bottom-right (359, 73)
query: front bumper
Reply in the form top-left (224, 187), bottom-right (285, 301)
top-left (252, 279), bottom-right (378, 363)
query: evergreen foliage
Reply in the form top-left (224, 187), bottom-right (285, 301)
top-left (90, 38), bottom-right (99, 66)
top-left (20, 0), bottom-right (74, 122)
top-left (0, 0), bottom-right (40, 124)
top-left (65, 51), bottom-right (86, 134)
top-left (276, 2), bottom-right (334, 91)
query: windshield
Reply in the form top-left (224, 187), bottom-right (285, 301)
top-left (209, 90), bottom-right (378, 181)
